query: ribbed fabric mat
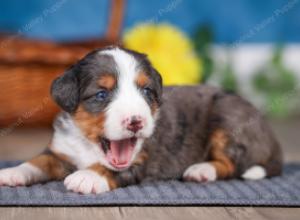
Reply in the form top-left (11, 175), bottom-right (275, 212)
top-left (0, 161), bottom-right (299, 206)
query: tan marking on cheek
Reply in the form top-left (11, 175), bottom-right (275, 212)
top-left (136, 72), bottom-right (150, 88)
top-left (98, 74), bottom-right (116, 90)
top-left (29, 154), bottom-right (70, 180)
top-left (73, 105), bottom-right (105, 142)
top-left (150, 102), bottom-right (159, 116)
top-left (88, 163), bottom-right (117, 189)
top-left (209, 129), bottom-right (235, 179)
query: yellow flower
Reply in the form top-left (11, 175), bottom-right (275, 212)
top-left (123, 23), bottom-right (202, 85)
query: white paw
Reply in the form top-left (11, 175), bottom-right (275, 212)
top-left (64, 170), bottom-right (110, 194)
top-left (242, 165), bottom-right (266, 180)
top-left (0, 163), bottom-right (45, 186)
top-left (183, 162), bottom-right (217, 182)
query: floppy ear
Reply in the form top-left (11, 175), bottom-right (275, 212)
top-left (50, 68), bottom-right (79, 113)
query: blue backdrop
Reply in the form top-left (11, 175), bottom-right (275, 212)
top-left (0, 0), bottom-right (299, 43)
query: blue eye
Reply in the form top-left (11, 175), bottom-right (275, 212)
top-left (96, 90), bottom-right (108, 101)
top-left (142, 87), bottom-right (152, 97)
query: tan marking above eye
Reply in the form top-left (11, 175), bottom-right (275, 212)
top-left (98, 74), bottom-right (116, 90)
top-left (136, 72), bottom-right (150, 88)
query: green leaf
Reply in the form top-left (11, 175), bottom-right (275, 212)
top-left (220, 63), bottom-right (238, 92)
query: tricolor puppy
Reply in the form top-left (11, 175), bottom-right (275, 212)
top-left (0, 47), bottom-right (282, 194)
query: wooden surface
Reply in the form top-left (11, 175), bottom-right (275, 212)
top-left (0, 207), bottom-right (300, 220)
top-left (0, 118), bottom-right (299, 219)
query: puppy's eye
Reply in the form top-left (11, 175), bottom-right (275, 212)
top-left (95, 90), bottom-right (108, 101)
top-left (142, 87), bottom-right (152, 97)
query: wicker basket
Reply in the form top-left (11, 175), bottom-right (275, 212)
top-left (0, 0), bottom-right (125, 127)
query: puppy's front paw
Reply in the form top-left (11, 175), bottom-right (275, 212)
top-left (0, 163), bottom-right (44, 186)
top-left (64, 170), bottom-right (110, 194)
top-left (183, 162), bottom-right (217, 182)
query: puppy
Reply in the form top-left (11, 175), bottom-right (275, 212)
top-left (0, 47), bottom-right (282, 194)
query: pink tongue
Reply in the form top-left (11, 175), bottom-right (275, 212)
top-left (106, 139), bottom-right (135, 168)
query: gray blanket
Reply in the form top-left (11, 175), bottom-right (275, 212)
top-left (0, 161), bottom-right (299, 206)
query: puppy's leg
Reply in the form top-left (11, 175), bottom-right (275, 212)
top-left (64, 151), bottom-right (149, 194)
top-left (0, 150), bottom-right (74, 186)
top-left (64, 163), bottom-right (117, 194)
top-left (183, 129), bottom-right (235, 182)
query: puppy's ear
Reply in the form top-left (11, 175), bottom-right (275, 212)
top-left (50, 68), bottom-right (79, 113)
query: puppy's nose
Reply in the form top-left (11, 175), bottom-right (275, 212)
top-left (126, 116), bottom-right (143, 133)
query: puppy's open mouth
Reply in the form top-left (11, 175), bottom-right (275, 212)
top-left (100, 137), bottom-right (137, 169)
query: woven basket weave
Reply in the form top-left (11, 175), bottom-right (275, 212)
top-left (0, 0), bottom-right (125, 127)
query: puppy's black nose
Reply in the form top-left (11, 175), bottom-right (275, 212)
top-left (127, 116), bottom-right (143, 133)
